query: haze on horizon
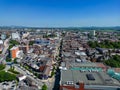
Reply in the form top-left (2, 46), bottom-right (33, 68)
top-left (0, 0), bottom-right (120, 27)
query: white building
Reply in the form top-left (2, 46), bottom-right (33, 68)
top-left (0, 40), bottom-right (3, 44)
top-left (1, 33), bottom-right (6, 40)
top-left (93, 30), bottom-right (96, 36)
top-left (0, 40), bottom-right (4, 51)
top-left (17, 74), bottom-right (27, 81)
top-left (12, 32), bottom-right (20, 40)
top-left (22, 32), bottom-right (29, 39)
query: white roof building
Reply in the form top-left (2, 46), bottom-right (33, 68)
top-left (0, 40), bottom-right (3, 44)
top-left (17, 75), bottom-right (27, 81)
top-left (12, 32), bottom-right (20, 40)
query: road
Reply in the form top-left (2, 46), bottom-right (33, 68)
top-left (2, 37), bottom-right (10, 55)
top-left (48, 77), bottom-right (55, 90)
top-left (4, 65), bottom-right (10, 71)
top-left (13, 64), bottom-right (56, 90)
top-left (53, 68), bottom-right (60, 90)
top-left (13, 64), bottom-right (43, 89)
top-left (0, 37), bottom-right (10, 63)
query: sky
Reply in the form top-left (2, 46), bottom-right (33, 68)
top-left (0, 0), bottom-right (120, 27)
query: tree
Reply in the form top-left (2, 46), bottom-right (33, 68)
top-left (104, 55), bottom-right (120, 68)
top-left (9, 40), bottom-right (20, 45)
top-left (42, 84), bottom-right (48, 90)
top-left (6, 57), bottom-right (12, 62)
top-left (0, 71), bottom-right (16, 82)
top-left (13, 58), bottom-right (17, 64)
top-left (88, 40), bottom-right (120, 49)
top-left (29, 41), bottom-right (34, 45)
top-left (8, 40), bottom-right (20, 50)
top-left (0, 64), bottom-right (6, 71)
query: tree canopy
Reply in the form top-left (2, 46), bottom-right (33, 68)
top-left (9, 40), bottom-right (20, 45)
top-left (88, 40), bottom-right (120, 48)
top-left (104, 55), bottom-right (120, 67)
top-left (9, 40), bottom-right (20, 49)
top-left (0, 64), bottom-right (6, 71)
top-left (29, 41), bottom-right (34, 45)
top-left (42, 84), bottom-right (48, 90)
top-left (0, 71), bottom-right (16, 82)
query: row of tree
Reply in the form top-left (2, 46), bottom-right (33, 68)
top-left (0, 64), bottom-right (6, 71)
top-left (9, 40), bottom-right (20, 49)
top-left (88, 40), bottom-right (120, 48)
top-left (104, 55), bottom-right (120, 67)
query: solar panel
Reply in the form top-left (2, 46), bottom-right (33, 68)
top-left (86, 74), bottom-right (95, 80)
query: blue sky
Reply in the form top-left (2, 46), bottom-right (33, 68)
top-left (0, 0), bottom-right (120, 27)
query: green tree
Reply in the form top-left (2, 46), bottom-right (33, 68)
top-left (0, 64), bottom-right (6, 71)
top-left (42, 84), bottom-right (48, 90)
top-left (9, 40), bottom-right (20, 45)
top-left (29, 41), bottom-right (34, 45)
top-left (13, 58), bottom-right (17, 64)
top-left (104, 55), bottom-right (120, 67)
top-left (6, 57), bottom-right (12, 62)
top-left (0, 71), bottom-right (16, 82)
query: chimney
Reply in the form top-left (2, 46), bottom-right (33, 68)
top-left (79, 81), bottom-right (84, 90)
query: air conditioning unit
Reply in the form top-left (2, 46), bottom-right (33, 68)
top-left (66, 81), bottom-right (74, 85)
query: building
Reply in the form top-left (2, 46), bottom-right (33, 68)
top-left (0, 40), bottom-right (3, 45)
top-left (60, 70), bottom-right (120, 90)
top-left (10, 46), bottom-right (19, 59)
top-left (19, 45), bottom-right (29, 54)
top-left (35, 39), bottom-right (50, 45)
top-left (0, 40), bottom-right (4, 52)
top-left (1, 33), bottom-right (6, 40)
top-left (17, 74), bottom-right (27, 81)
top-left (22, 32), bottom-right (29, 39)
top-left (93, 30), bottom-right (96, 36)
top-left (11, 32), bottom-right (20, 40)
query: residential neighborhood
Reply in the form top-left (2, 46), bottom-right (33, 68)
top-left (0, 28), bottom-right (120, 90)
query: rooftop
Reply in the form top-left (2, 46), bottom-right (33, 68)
top-left (10, 46), bottom-right (19, 50)
top-left (60, 70), bottom-right (120, 86)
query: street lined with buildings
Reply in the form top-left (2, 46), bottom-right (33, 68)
top-left (0, 29), bottom-right (120, 90)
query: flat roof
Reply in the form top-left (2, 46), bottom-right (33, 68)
top-left (10, 46), bottom-right (18, 50)
top-left (68, 62), bottom-right (106, 68)
top-left (73, 62), bottom-right (97, 67)
top-left (60, 70), bottom-right (120, 86)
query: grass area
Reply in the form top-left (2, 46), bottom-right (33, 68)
top-left (0, 64), bottom-right (6, 71)
top-left (0, 71), bottom-right (16, 82)
top-left (8, 67), bottom-right (20, 75)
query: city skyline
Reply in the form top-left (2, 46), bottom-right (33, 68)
top-left (0, 0), bottom-right (120, 27)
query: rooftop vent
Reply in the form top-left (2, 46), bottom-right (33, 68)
top-left (66, 81), bottom-right (74, 85)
